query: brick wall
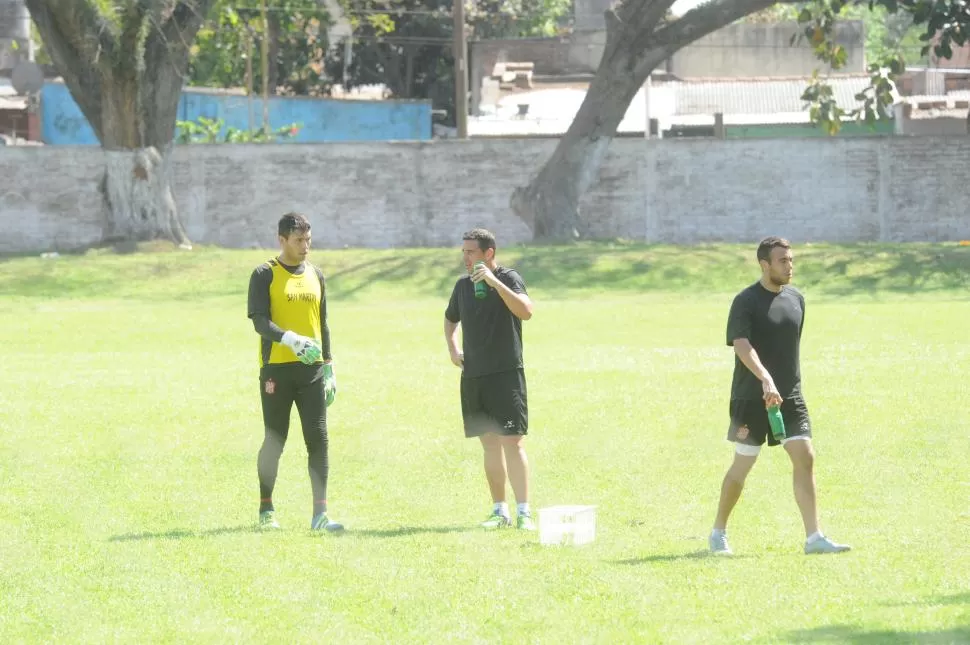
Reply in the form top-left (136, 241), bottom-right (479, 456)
top-left (1, 136), bottom-right (968, 254)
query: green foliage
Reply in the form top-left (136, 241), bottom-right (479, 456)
top-left (175, 116), bottom-right (302, 143)
top-left (795, 0), bottom-right (969, 134)
top-left (188, 0), bottom-right (334, 96)
top-left (743, 2), bottom-right (928, 65)
top-left (467, 0), bottom-right (573, 39)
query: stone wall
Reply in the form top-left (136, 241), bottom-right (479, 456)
top-left (1, 136), bottom-right (968, 254)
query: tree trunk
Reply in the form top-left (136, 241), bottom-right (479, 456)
top-left (511, 34), bottom-right (667, 239)
top-left (510, 0), bottom-right (787, 240)
top-left (24, 0), bottom-right (215, 249)
top-left (510, 47), bottom-right (667, 239)
top-left (101, 146), bottom-right (189, 247)
top-left (101, 42), bottom-right (191, 248)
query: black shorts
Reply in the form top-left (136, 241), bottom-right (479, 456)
top-left (727, 394), bottom-right (812, 447)
top-left (460, 368), bottom-right (528, 438)
top-left (259, 363), bottom-right (327, 447)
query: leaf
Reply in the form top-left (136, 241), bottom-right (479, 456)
top-left (833, 45), bottom-right (848, 68)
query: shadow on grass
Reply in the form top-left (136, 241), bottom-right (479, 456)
top-left (612, 550), bottom-right (713, 564)
top-left (108, 524), bottom-right (256, 542)
top-left (785, 624), bottom-right (970, 644)
top-left (2, 242), bottom-right (968, 300)
top-left (352, 524), bottom-right (473, 539)
top-left (885, 592), bottom-right (970, 608)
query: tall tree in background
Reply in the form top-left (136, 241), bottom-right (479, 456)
top-left (25, 0), bottom-right (218, 247)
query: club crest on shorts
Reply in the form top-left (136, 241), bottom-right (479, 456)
top-left (264, 378), bottom-right (276, 395)
top-left (736, 424), bottom-right (749, 440)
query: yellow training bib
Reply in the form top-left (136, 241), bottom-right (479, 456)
top-left (262, 259), bottom-right (323, 366)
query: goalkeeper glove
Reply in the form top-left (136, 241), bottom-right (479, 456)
top-left (280, 330), bottom-right (322, 365)
top-left (323, 363), bottom-right (337, 407)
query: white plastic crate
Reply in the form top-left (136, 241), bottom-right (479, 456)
top-left (538, 505), bottom-right (597, 546)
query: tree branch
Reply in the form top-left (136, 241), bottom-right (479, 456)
top-left (140, 1), bottom-right (218, 147)
top-left (616, 0), bottom-right (679, 41)
top-left (118, 1), bottom-right (151, 66)
top-left (24, 0), bottom-right (108, 142)
top-left (27, 0), bottom-right (118, 63)
top-left (654, 0), bottom-right (802, 51)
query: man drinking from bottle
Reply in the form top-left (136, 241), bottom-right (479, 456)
top-left (444, 228), bottom-right (536, 530)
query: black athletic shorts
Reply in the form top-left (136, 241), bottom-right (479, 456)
top-left (460, 368), bottom-right (528, 438)
top-left (727, 394), bottom-right (812, 447)
top-left (259, 363), bottom-right (327, 444)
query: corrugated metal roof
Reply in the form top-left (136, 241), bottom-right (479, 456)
top-left (659, 76), bottom-right (874, 116)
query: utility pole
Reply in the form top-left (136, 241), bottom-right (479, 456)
top-left (246, 27), bottom-right (255, 134)
top-left (453, 0), bottom-right (468, 138)
top-left (260, 0), bottom-right (270, 137)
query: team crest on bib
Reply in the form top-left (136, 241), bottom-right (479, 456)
top-left (265, 379), bottom-right (276, 395)
top-left (736, 425), bottom-right (749, 440)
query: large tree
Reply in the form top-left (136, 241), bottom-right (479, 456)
top-left (25, 0), bottom-right (218, 247)
top-left (511, 0), bottom-right (970, 240)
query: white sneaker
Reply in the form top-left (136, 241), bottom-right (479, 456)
top-left (804, 535), bottom-right (851, 554)
top-left (709, 529), bottom-right (733, 555)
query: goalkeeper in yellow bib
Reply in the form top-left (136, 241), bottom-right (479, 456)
top-left (247, 212), bottom-right (342, 533)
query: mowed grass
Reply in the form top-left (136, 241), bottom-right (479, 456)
top-left (1, 242), bottom-right (969, 644)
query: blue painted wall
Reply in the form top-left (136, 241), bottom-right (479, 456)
top-left (40, 82), bottom-right (432, 145)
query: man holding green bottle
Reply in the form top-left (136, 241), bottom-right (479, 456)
top-left (247, 212), bottom-right (342, 534)
top-left (709, 236), bottom-right (850, 556)
top-left (444, 228), bottom-right (536, 530)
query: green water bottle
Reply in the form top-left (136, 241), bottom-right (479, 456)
top-left (473, 261), bottom-right (488, 299)
top-left (767, 404), bottom-right (786, 441)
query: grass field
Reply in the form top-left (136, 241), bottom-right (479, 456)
top-left (1, 242), bottom-right (969, 644)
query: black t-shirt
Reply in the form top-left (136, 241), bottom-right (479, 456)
top-left (726, 281), bottom-right (805, 401)
top-left (445, 266), bottom-right (527, 378)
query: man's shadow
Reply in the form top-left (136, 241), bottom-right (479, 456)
top-left (108, 524), bottom-right (473, 542)
top-left (351, 525), bottom-right (472, 539)
top-left (108, 525), bottom-right (257, 542)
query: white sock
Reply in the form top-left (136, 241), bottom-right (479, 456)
top-left (806, 530), bottom-right (825, 543)
top-left (494, 502), bottom-right (509, 517)
top-left (517, 502), bottom-right (531, 517)
top-left (711, 528), bottom-right (726, 535)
